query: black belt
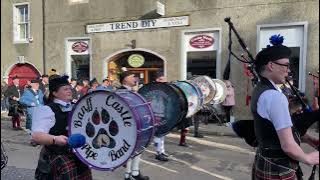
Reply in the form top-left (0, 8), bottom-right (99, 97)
top-left (257, 148), bottom-right (288, 158)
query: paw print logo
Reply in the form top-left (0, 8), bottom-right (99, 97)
top-left (85, 107), bottom-right (119, 149)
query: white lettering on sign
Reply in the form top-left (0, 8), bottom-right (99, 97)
top-left (86, 16), bottom-right (189, 33)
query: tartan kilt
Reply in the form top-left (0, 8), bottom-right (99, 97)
top-left (252, 153), bottom-right (299, 180)
top-left (35, 147), bottom-right (92, 180)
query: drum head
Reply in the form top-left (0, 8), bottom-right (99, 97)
top-left (211, 79), bottom-right (227, 104)
top-left (69, 90), bottom-right (147, 171)
top-left (191, 76), bottom-right (216, 104)
top-left (173, 81), bottom-right (204, 118)
top-left (138, 82), bottom-right (188, 137)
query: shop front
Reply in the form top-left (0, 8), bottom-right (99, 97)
top-left (106, 49), bottom-right (165, 84)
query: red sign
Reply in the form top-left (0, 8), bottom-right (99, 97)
top-left (72, 41), bottom-right (89, 53)
top-left (189, 35), bottom-right (214, 49)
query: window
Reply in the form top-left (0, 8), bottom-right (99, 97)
top-left (182, 30), bottom-right (221, 80)
top-left (257, 23), bottom-right (308, 91)
top-left (13, 3), bottom-right (30, 43)
top-left (69, 0), bottom-right (89, 5)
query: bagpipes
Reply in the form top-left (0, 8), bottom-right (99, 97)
top-left (223, 17), bottom-right (319, 179)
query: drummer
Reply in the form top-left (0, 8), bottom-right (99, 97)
top-left (118, 70), bottom-right (149, 180)
top-left (153, 71), bottom-right (170, 162)
top-left (31, 75), bottom-right (92, 179)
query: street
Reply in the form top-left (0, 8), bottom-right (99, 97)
top-left (1, 118), bottom-right (318, 180)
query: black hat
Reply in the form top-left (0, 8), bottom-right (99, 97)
top-left (49, 75), bottom-right (70, 92)
top-left (119, 71), bottom-right (135, 83)
top-left (89, 78), bottom-right (98, 86)
top-left (254, 34), bottom-right (291, 72)
top-left (31, 78), bottom-right (41, 83)
top-left (41, 74), bottom-right (49, 78)
top-left (12, 76), bottom-right (19, 80)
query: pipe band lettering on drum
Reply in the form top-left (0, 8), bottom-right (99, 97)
top-left (69, 90), bottom-right (155, 171)
top-left (106, 95), bottom-right (132, 127)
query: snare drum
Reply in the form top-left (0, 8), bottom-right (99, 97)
top-left (191, 76), bottom-right (217, 104)
top-left (69, 90), bottom-right (155, 171)
top-left (173, 81), bottom-right (204, 118)
top-left (138, 82), bottom-right (188, 137)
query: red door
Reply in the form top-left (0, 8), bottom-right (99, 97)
top-left (8, 63), bottom-right (41, 88)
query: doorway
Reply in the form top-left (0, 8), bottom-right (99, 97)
top-left (8, 63), bottom-right (41, 88)
top-left (107, 50), bottom-right (165, 84)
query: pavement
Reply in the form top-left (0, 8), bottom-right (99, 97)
top-left (1, 111), bottom-right (318, 180)
top-left (1, 111), bottom-right (318, 139)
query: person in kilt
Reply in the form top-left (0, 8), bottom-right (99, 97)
top-left (153, 71), bottom-right (170, 161)
top-left (31, 75), bottom-right (92, 180)
top-left (118, 70), bottom-right (149, 180)
top-left (251, 35), bottom-right (318, 180)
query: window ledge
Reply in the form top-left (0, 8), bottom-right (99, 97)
top-left (13, 40), bottom-right (29, 44)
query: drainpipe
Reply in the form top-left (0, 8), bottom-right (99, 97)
top-left (42, 0), bottom-right (46, 74)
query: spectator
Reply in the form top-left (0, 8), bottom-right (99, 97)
top-left (96, 77), bottom-right (113, 91)
top-left (88, 78), bottom-right (99, 93)
top-left (222, 80), bottom-right (235, 126)
top-left (20, 78), bottom-right (44, 143)
top-left (5, 76), bottom-right (24, 130)
top-left (39, 75), bottom-right (49, 104)
top-left (81, 79), bottom-right (90, 95)
top-left (71, 81), bottom-right (84, 103)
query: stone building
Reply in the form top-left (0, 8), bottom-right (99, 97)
top-left (1, 0), bottom-right (319, 119)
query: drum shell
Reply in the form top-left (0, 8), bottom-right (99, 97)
top-left (138, 82), bottom-right (188, 137)
top-left (173, 81), bottom-right (204, 118)
top-left (191, 76), bottom-right (217, 104)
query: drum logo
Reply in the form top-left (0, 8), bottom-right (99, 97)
top-left (71, 93), bottom-right (137, 169)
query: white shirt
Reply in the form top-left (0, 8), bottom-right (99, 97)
top-left (257, 79), bottom-right (293, 131)
top-left (31, 99), bottom-right (72, 134)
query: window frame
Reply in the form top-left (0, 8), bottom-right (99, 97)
top-left (13, 2), bottom-right (31, 44)
top-left (257, 22), bottom-right (308, 92)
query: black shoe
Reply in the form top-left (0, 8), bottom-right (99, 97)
top-left (194, 133), bottom-right (204, 138)
top-left (155, 154), bottom-right (169, 161)
top-left (124, 173), bottom-right (132, 180)
top-left (179, 142), bottom-right (188, 147)
top-left (132, 173), bottom-right (149, 180)
top-left (161, 153), bottom-right (169, 157)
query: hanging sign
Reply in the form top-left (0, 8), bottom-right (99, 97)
top-left (189, 35), bottom-right (214, 49)
top-left (72, 41), bottom-right (89, 53)
top-left (128, 54), bottom-right (145, 68)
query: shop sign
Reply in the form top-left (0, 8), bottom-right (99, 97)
top-left (86, 16), bottom-right (189, 33)
top-left (189, 35), bottom-right (214, 49)
top-left (128, 54), bottom-right (145, 68)
top-left (72, 41), bottom-right (89, 53)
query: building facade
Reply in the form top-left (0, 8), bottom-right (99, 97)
top-left (1, 0), bottom-right (319, 119)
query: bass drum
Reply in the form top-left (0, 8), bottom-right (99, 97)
top-left (211, 79), bottom-right (227, 104)
top-left (191, 76), bottom-right (217, 104)
top-left (69, 90), bottom-right (155, 171)
top-left (172, 81), bottom-right (204, 118)
top-left (138, 82), bottom-right (188, 137)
